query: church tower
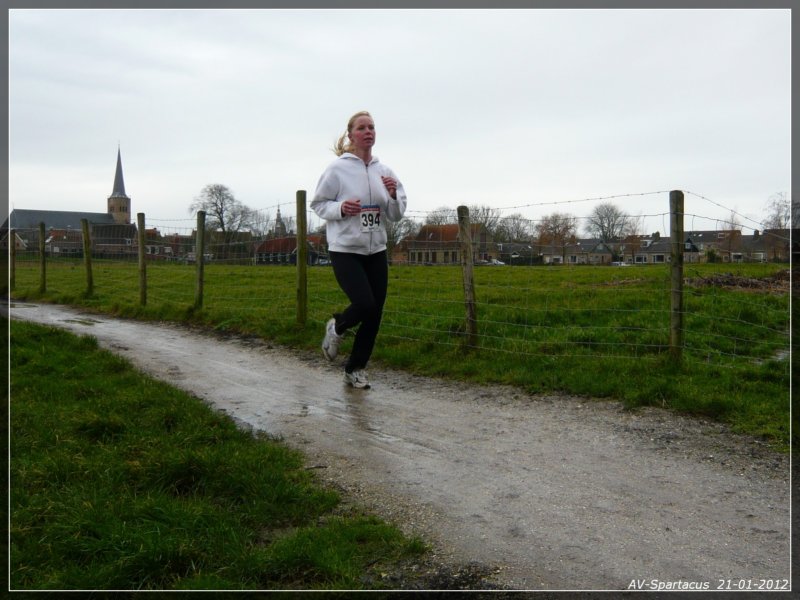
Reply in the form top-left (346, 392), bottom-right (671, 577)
top-left (274, 206), bottom-right (288, 237)
top-left (107, 147), bottom-right (131, 224)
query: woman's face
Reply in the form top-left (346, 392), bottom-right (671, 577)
top-left (349, 115), bottom-right (376, 152)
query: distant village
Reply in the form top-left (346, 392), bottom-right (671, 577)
top-left (2, 150), bottom-right (793, 267)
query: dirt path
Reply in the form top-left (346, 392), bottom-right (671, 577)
top-left (8, 302), bottom-right (791, 592)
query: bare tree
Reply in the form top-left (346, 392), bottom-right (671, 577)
top-left (423, 204), bottom-right (505, 239)
top-left (189, 184), bottom-right (253, 259)
top-left (584, 202), bottom-right (629, 242)
top-left (425, 206), bottom-right (457, 225)
top-left (535, 212), bottom-right (577, 260)
top-left (248, 209), bottom-right (272, 238)
top-left (494, 213), bottom-right (533, 242)
top-left (621, 214), bottom-right (646, 262)
top-left (190, 184), bottom-right (252, 232)
top-left (721, 210), bottom-right (743, 262)
top-left (725, 209), bottom-right (742, 231)
top-left (385, 217), bottom-right (421, 258)
top-left (283, 216), bottom-right (296, 235)
top-left (763, 192), bottom-right (790, 229)
top-left (627, 214), bottom-right (645, 236)
top-left (467, 204), bottom-right (502, 236)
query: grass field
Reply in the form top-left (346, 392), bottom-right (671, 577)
top-left (10, 319), bottom-right (426, 590)
top-left (10, 258), bottom-right (790, 448)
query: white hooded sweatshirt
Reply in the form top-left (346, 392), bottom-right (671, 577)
top-left (311, 153), bottom-right (407, 255)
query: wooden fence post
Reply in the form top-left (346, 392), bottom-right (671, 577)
top-left (669, 190), bottom-right (684, 362)
top-left (38, 222), bottom-right (46, 294)
top-left (9, 228), bottom-right (16, 292)
top-left (457, 205), bottom-right (478, 348)
top-left (81, 218), bottom-right (93, 297)
top-left (195, 211), bottom-right (206, 310)
top-left (137, 213), bottom-right (147, 306)
top-left (296, 190), bottom-right (308, 325)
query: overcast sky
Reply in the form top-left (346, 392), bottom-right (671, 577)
top-left (9, 7), bottom-right (791, 236)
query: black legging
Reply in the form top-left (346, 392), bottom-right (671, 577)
top-left (329, 250), bottom-right (388, 373)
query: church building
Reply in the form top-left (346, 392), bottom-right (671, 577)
top-left (2, 148), bottom-right (139, 256)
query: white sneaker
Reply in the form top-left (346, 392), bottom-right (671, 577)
top-left (344, 370), bottom-right (370, 389)
top-left (322, 318), bottom-right (344, 361)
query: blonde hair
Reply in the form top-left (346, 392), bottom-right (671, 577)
top-left (332, 110), bottom-right (373, 156)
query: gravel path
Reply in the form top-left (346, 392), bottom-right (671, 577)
top-left (8, 302), bottom-right (791, 592)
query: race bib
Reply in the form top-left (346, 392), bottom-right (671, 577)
top-left (360, 204), bottom-right (381, 232)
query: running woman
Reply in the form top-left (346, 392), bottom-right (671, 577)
top-left (311, 110), bottom-right (408, 389)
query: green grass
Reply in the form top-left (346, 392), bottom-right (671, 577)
top-left (10, 258), bottom-right (790, 448)
top-left (10, 319), bottom-right (425, 590)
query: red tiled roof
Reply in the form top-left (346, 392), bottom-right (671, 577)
top-left (414, 223), bottom-right (483, 242)
top-left (256, 237), bottom-right (297, 253)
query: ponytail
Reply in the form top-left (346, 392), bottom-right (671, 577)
top-left (331, 110), bottom-right (372, 155)
top-left (332, 132), bottom-right (352, 156)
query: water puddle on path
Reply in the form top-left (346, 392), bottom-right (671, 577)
top-left (62, 318), bottom-right (103, 326)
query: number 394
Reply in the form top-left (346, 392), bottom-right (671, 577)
top-left (361, 213), bottom-right (380, 227)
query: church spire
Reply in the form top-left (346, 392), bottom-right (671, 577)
top-left (110, 146), bottom-right (128, 199)
top-left (108, 146), bottom-right (131, 224)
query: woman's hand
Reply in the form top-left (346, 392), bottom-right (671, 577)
top-left (341, 198), bottom-right (362, 217)
top-left (382, 176), bottom-right (398, 199)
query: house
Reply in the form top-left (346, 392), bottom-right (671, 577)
top-left (254, 235), bottom-right (324, 265)
top-left (403, 223), bottom-right (496, 265)
top-left (617, 234), bottom-right (660, 263)
top-left (534, 238), bottom-right (614, 265)
top-left (760, 229), bottom-right (791, 262)
top-left (682, 230), bottom-right (741, 263)
top-left (162, 232), bottom-right (196, 259)
top-left (662, 229), bottom-right (791, 264)
top-left (390, 237), bottom-right (412, 265)
top-left (496, 242), bottom-right (539, 265)
top-left (635, 238), bottom-right (672, 264)
top-left (565, 239), bottom-right (614, 265)
top-left (628, 229), bottom-right (791, 265)
top-left (89, 223), bottom-right (139, 258)
top-left (44, 227), bottom-right (84, 257)
top-left (532, 240), bottom-right (567, 265)
top-left (739, 229), bottom-right (791, 263)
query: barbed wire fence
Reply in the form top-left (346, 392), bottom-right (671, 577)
top-left (7, 190), bottom-right (791, 371)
